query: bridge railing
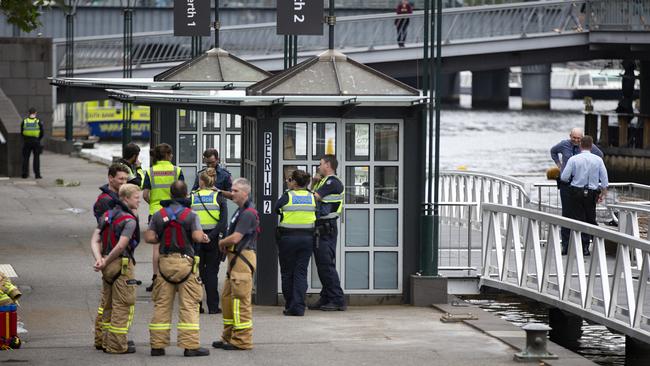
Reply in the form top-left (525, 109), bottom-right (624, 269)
top-left (53, 0), bottom-right (582, 73)
top-left (609, 203), bottom-right (650, 270)
top-left (481, 203), bottom-right (650, 343)
top-left (589, 0), bottom-right (650, 31)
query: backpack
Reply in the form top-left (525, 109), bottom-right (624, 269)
top-left (100, 209), bottom-right (138, 256)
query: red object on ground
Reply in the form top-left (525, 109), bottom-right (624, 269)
top-left (0, 305), bottom-right (17, 339)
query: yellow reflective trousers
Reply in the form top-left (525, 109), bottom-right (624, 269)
top-left (221, 250), bottom-right (256, 350)
top-left (149, 253), bottom-right (203, 350)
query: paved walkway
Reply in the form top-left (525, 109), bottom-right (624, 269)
top-left (0, 152), bottom-right (594, 365)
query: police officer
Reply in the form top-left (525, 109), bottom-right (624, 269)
top-left (91, 183), bottom-right (141, 354)
top-left (191, 168), bottom-right (228, 314)
top-left (308, 154), bottom-right (346, 311)
top-left (118, 143), bottom-right (145, 188)
top-left (21, 107), bottom-right (44, 179)
top-left (275, 169), bottom-right (316, 316)
top-left (143, 143), bottom-right (184, 291)
top-left (560, 135), bottom-right (609, 256)
top-left (192, 148), bottom-right (233, 199)
top-left (144, 181), bottom-right (210, 357)
top-left (212, 178), bottom-right (258, 351)
top-left (94, 164), bottom-right (130, 224)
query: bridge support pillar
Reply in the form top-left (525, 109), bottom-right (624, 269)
top-left (548, 308), bottom-right (582, 348)
top-left (626, 336), bottom-right (650, 364)
top-left (440, 72), bottom-right (460, 106)
top-left (521, 64), bottom-right (551, 110)
top-left (471, 68), bottom-right (509, 109)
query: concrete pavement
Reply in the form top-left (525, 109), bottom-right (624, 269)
top-left (0, 152), bottom-right (594, 365)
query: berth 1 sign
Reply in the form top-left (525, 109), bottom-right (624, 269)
top-left (277, 0), bottom-right (324, 35)
top-left (174, 0), bottom-right (211, 36)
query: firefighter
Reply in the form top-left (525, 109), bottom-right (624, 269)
top-left (91, 183), bottom-right (141, 354)
top-left (0, 272), bottom-right (21, 306)
top-left (93, 164), bottom-right (130, 224)
top-left (144, 181), bottom-right (210, 357)
top-left (212, 178), bottom-right (258, 351)
top-left (275, 169), bottom-right (316, 316)
top-left (191, 168), bottom-right (228, 314)
top-left (143, 143), bottom-right (184, 292)
top-left (118, 143), bottom-right (145, 188)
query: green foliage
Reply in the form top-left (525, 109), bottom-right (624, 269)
top-left (0, 0), bottom-right (66, 33)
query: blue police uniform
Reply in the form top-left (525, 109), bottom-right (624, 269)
top-left (192, 166), bottom-right (232, 192)
top-left (311, 176), bottom-right (345, 310)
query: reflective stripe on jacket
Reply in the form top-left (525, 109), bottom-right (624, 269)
top-left (191, 189), bottom-right (221, 230)
top-left (313, 175), bottom-right (344, 219)
top-left (22, 117), bottom-right (41, 138)
top-left (148, 161), bottom-right (181, 214)
top-left (279, 189), bottom-right (316, 229)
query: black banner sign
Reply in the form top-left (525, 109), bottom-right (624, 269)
top-left (277, 0), bottom-right (324, 35)
top-left (174, 0), bottom-right (211, 37)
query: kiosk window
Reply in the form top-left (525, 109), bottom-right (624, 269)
top-left (203, 113), bottom-right (220, 132)
top-left (345, 252), bottom-right (369, 290)
top-left (228, 114), bottom-right (242, 131)
top-left (179, 134), bottom-right (197, 164)
top-left (374, 252), bottom-right (398, 289)
top-left (345, 166), bottom-right (370, 204)
top-left (345, 124), bottom-right (370, 161)
top-left (375, 124), bottom-right (399, 161)
top-left (283, 122), bottom-right (307, 160)
top-left (374, 209), bottom-right (398, 246)
top-left (202, 134), bottom-right (220, 152)
top-left (180, 166), bottom-right (197, 189)
top-left (312, 122), bottom-right (336, 159)
top-left (345, 209), bottom-right (369, 247)
top-left (226, 134), bottom-right (241, 163)
top-left (374, 166), bottom-right (398, 204)
top-left (178, 110), bottom-right (197, 131)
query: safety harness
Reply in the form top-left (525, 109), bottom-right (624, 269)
top-left (99, 207), bottom-right (139, 284)
top-left (227, 206), bottom-right (260, 277)
top-left (157, 206), bottom-right (197, 284)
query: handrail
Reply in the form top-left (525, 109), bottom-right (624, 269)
top-left (481, 203), bottom-right (650, 344)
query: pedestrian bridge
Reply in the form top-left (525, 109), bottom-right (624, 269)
top-left (55, 0), bottom-right (650, 78)
top-left (437, 170), bottom-right (650, 344)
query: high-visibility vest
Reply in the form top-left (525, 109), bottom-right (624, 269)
top-left (21, 117), bottom-right (41, 138)
top-left (191, 189), bottom-right (221, 230)
top-left (279, 189), bottom-right (316, 229)
top-left (120, 162), bottom-right (145, 189)
top-left (148, 161), bottom-right (181, 215)
top-left (313, 175), bottom-right (344, 219)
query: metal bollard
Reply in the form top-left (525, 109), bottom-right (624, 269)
top-left (514, 323), bottom-right (558, 362)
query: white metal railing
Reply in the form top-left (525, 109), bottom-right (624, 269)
top-left (480, 203), bottom-right (650, 344)
top-left (53, 0), bottom-right (583, 73)
top-left (438, 202), bottom-right (480, 273)
top-left (609, 203), bottom-right (650, 271)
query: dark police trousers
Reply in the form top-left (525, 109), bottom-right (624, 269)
top-left (278, 233), bottom-right (313, 315)
top-left (568, 186), bottom-right (599, 252)
top-left (22, 138), bottom-right (41, 178)
top-left (314, 221), bottom-right (344, 306)
top-left (199, 230), bottom-right (221, 313)
top-left (558, 181), bottom-right (571, 250)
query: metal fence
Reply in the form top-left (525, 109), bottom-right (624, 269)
top-left (53, 0), bottom-right (584, 73)
top-left (481, 203), bottom-right (650, 344)
top-left (438, 202), bottom-right (481, 274)
top-left (589, 0), bottom-right (650, 31)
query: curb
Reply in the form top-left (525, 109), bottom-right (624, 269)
top-left (79, 151), bottom-right (112, 167)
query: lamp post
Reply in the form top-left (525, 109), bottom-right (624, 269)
top-left (64, 0), bottom-right (79, 142)
top-left (121, 0), bottom-right (137, 154)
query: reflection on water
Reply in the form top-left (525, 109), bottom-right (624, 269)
top-left (461, 294), bottom-right (626, 366)
top-left (440, 96), bottom-right (618, 187)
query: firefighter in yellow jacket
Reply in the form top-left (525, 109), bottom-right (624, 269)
top-left (90, 183), bottom-right (141, 354)
top-left (212, 178), bottom-right (258, 351)
top-left (144, 181), bottom-right (210, 357)
top-left (0, 272), bottom-right (21, 306)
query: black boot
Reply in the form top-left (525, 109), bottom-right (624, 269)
top-left (184, 348), bottom-right (210, 357)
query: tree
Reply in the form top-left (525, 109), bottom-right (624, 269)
top-left (0, 0), bottom-right (66, 33)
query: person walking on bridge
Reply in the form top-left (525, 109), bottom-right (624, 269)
top-left (560, 136), bottom-right (608, 256)
top-left (21, 107), bottom-right (44, 179)
top-left (394, 0), bottom-right (413, 48)
top-left (550, 128), bottom-right (602, 255)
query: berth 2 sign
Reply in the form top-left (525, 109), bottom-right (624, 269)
top-left (174, 0), bottom-right (211, 36)
top-left (277, 0), bottom-right (324, 35)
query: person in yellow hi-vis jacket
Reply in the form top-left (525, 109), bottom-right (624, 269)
top-left (143, 143), bottom-right (184, 292)
top-left (90, 183), bottom-right (141, 354)
top-left (144, 181), bottom-right (210, 357)
top-left (0, 272), bottom-right (21, 306)
top-left (212, 178), bottom-right (259, 351)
